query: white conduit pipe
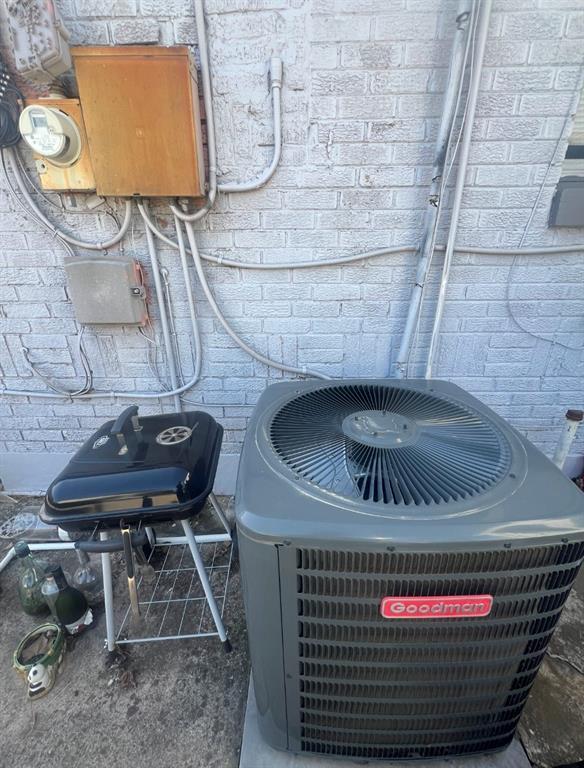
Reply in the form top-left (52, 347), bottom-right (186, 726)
top-left (553, 410), bottom-right (583, 470)
top-left (425, 0), bottom-right (493, 379)
top-left (394, 0), bottom-right (474, 378)
top-left (217, 58), bottom-right (283, 193)
top-left (140, 205), bottom-right (584, 265)
top-left (171, 0), bottom-right (217, 223)
top-left (142, 217), bottom-right (182, 411)
top-left (183, 219), bottom-right (331, 380)
top-left (138, 203), bottom-right (202, 390)
top-left (5, 147), bottom-right (131, 250)
top-left (141, 205), bottom-right (419, 267)
top-left (172, 211), bottom-right (203, 384)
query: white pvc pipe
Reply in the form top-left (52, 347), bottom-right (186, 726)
top-left (425, 0), bottom-right (493, 379)
top-left (143, 214), bottom-right (182, 411)
top-left (217, 59), bottom-right (282, 193)
top-left (394, 0), bottom-right (474, 378)
top-left (135, 207), bottom-right (584, 264)
top-left (173, 213), bottom-right (203, 384)
top-left (184, 219), bottom-right (331, 380)
top-left (138, 203), bottom-right (202, 388)
top-left (171, 0), bottom-right (217, 223)
top-left (5, 147), bottom-right (132, 250)
top-left (553, 411), bottom-right (583, 470)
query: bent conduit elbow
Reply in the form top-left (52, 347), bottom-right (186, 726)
top-left (218, 58), bottom-right (283, 194)
top-left (172, 0), bottom-right (218, 223)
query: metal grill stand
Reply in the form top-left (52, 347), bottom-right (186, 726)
top-left (102, 492), bottom-right (232, 651)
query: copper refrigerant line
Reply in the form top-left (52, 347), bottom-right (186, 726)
top-left (2, 0), bottom-right (583, 404)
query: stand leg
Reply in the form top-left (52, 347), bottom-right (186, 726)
top-left (209, 492), bottom-right (231, 536)
top-left (100, 531), bottom-right (116, 652)
top-left (180, 518), bottom-right (230, 649)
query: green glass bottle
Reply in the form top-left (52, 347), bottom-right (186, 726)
top-left (14, 542), bottom-right (50, 617)
top-left (41, 564), bottom-right (93, 635)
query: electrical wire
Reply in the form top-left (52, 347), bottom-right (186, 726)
top-left (0, 56), bottom-right (22, 149)
top-left (505, 65), bottom-right (584, 353)
top-left (21, 326), bottom-right (93, 397)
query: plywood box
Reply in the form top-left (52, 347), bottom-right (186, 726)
top-left (72, 46), bottom-right (206, 198)
top-left (24, 98), bottom-right (96, 192)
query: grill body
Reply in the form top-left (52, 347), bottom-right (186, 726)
top-left (236, 380), bottom-right (584, 760)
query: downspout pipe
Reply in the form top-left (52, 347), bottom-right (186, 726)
top-left (425, 0), bottom-right (493, 378)
top-left (394, 0), bottom-right (474, 378)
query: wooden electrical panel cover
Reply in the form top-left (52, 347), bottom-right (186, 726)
top-left (24, 98), bottom-right (96, 192)
top-left (71, 46), bottom-right (205, 198)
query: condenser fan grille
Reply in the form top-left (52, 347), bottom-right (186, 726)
top-left (269, 384), bottom-right (510, 507)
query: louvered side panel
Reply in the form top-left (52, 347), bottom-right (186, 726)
top-left (278, 543), bottom-right (584, 760)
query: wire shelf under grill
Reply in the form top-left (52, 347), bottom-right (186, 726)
top-left (115, 540), bottom-right (233, 644)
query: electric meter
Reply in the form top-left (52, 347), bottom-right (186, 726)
top-left (19, 105), bottom-right (82, 167)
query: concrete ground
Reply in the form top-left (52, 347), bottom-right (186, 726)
top-left (1, 494), bottom-right (583, 768)
top-left (0, 496), bottom-right (250, 768)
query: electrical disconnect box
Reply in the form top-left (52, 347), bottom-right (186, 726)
top-left (20, 99), bottom-right (96, 191)
top-left (64, 255), bottom-right (148, 325)
top-left (71, 46), bottom-right (206, 198)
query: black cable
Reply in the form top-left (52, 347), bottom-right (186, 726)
top-left (0, 54), bottom-right (23, 149)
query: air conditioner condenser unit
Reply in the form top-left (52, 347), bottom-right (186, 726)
top-left (235, 379), bottom-right (584, 761)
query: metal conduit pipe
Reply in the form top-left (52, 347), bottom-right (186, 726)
top-left (140, 204), bottom-right (584, 265)
top-left (171, 0), bottom-right (217, 223)
top-left (425, 0), bottom-right (494, 379)
top-left (138, 202), bottom-right (202, 388)
top-left (4, 147), bottom-right (132, 250)
top-left (173, 211), bottom-right (203, 384)
top-left (183, 219), bottom-right (331, 380)
top-left (143, 218), bottom-right (182, 411)
top-left (173, 2), bottom-right (283, 220)
top-left (394, 0), bottom-right (474, 378)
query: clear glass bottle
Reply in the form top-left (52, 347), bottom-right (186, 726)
top-left (14, 542), bottom-right (50, 617)
top-left (72, 550), bottom-right (103, 606)
top-left (41, 564), bottom-right (93, 635)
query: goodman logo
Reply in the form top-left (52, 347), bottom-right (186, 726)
top-left (380, 595), bottom-right (493, 619)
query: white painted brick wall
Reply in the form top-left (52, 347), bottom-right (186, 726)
top-left (0, 0), bottom-right (583, 492)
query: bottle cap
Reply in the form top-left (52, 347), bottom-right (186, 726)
top-left (14, 541), bottom-right (31, 558)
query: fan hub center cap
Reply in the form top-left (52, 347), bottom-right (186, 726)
top-left (341, 410), bottom-right (419, 448)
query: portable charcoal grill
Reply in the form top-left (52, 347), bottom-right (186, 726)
top-left (40, 405), bottom-right (232, 651)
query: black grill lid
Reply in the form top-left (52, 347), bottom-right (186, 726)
top-left (42, 407), bottom-right (223, 531)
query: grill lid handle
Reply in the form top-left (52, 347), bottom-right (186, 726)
top-left (110, 405), bottom-right (141, 454)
